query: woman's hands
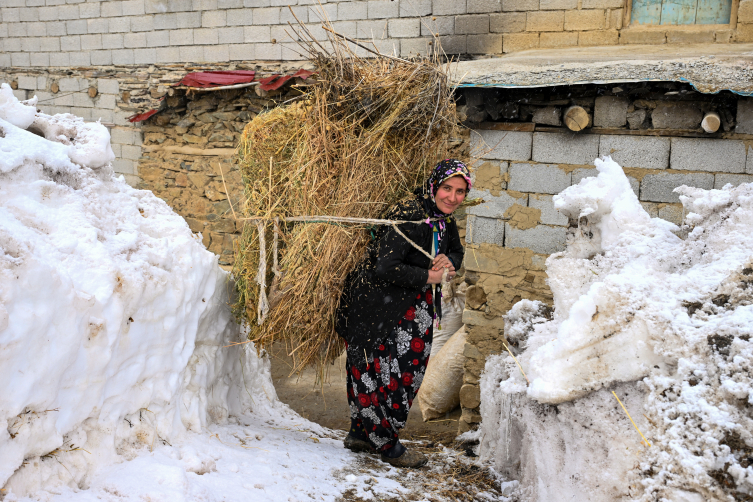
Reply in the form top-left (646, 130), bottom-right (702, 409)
top-left (432, 254), bottom-right (454, 271)
top-left (427, 254), bottom-right (455, 284)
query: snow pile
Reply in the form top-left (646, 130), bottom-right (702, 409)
top-left (0, 84), bottom-right (36, 129)
top-left (0, 88), bottom-right (288, 499)
top-left (478, 157), bottom-right (753, 501)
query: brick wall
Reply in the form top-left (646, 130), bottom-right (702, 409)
top-left (1, 0), bottom-right (752, 70)
top-left (457, 96), bottom-right (753, 432)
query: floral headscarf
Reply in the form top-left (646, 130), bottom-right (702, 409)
top-left (422, 159), bottom-right (472, 212)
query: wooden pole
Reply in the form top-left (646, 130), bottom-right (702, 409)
top-left (701, 112), bottom-right (721, 133)
top-left (563, 105), bottom-right (591, 132)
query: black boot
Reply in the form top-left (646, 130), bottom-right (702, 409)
top-left (343, 419), bottom-right (374, 453)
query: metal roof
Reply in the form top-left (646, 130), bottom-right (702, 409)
top-left (449, 43), bottom-right (753, 96)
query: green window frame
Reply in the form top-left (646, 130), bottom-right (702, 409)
top-left (631, 0), bottom-right (733, 24)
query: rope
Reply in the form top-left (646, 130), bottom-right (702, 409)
top-left (237, 214), bottom-right (445, 225)
top-left (255, 221), bottom-right (270, 325)
top-left (250, 213), bottom-right (449, 326)
top-left (431, 226), bottom-right (438, 328)
top-left (390, 223), bottom-right (433, 260)
top-left (272, 217), bottom-right (281, 278)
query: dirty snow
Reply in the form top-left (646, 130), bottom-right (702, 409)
top-left (479, 157), bottom-right (753, 501)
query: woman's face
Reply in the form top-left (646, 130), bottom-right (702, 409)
top-left (435, 176), bottom-right (468, 214)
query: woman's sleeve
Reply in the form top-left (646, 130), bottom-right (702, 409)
top-left (373, 222), bottom-right (429, 289)
top-left (446, 221), bottom-right (464, 270)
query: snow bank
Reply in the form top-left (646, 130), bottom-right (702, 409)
top-left (0, 84), bottom-right (36, 129)
top-left (478, 157), bottom-right (753, 501)
top-left (0, 89), bottom-right (287, 499)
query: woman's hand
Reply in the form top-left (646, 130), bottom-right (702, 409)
top-left (427, 266), bottom-right (456, 284)
top-left (427, 269), bottom-right (445, 284)
top-left (432, 254), bottom-right (454, 271)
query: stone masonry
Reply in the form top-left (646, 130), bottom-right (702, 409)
top-left (0, 61), bottom-right (304, 186)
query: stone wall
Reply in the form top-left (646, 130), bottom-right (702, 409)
top-left (1, 0), bottom-right (751, 71)
top-left (456, 90), bottom-right (753, 432)
top-left (0, 62), bottom-right (302, 187)
top-left (136, 73), bottom-right (310, 267)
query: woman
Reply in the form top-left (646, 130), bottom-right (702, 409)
top-left (335, 159), bottom-right (471, 468)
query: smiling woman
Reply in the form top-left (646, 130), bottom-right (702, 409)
top-left (334, 159), bottom-right (471, 468)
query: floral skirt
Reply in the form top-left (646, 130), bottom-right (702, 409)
top-left (345, 285), bottom-right (434, 451)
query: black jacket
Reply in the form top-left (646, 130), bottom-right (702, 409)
top-left (335, 196), bottom-right (464, 355)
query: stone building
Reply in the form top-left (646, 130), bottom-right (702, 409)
top-left (2, 0), bottom-right (753, 432)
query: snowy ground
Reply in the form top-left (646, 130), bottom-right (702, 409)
top-left (0, 84), bottom-right (508, 502)
top-left (5, 392), bottom-right (507, 502)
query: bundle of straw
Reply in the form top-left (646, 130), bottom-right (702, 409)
top-left (232, 19), bottom-right (461, 376)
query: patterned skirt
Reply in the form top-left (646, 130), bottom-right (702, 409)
top-left (345, 285), bottom-right (434, 451)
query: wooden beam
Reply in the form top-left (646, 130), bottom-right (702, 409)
top-left (473, 122), bottom-right (535, 132)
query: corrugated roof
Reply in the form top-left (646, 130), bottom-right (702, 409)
top-left (449, 43), bottom-right (753, 96)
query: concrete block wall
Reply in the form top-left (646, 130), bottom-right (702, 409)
top-left (456, 127), bottom-right (753, 432)
top-left (1, 0), bottom-right (752, 69)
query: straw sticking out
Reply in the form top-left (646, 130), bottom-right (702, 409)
top-left (612, 391), bottom-right (652, 447)
top-left (502, 341), bottom-right (530, 384)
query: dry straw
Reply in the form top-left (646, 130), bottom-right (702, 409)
top-left (232, 15), bottom-right (462, 377)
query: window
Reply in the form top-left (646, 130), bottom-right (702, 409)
top-left (631, 0), bottom-right (733, 24)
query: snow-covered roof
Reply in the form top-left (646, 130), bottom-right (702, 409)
top-left (449, 43), bottom-right (753, 96)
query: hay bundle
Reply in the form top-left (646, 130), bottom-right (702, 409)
top-left (233, 24), bottom-right (460, 375)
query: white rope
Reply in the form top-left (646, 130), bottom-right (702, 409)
top-left (272, 217), bottom-right (281, 278)
top-left (428, 224), bottom-right (449, 330)
top-left (238, 214), bottom-right (444, 225)
top-left (255, 221), bottom-right (270, 325)
top-left (431, 227), bottom-right (437, 325)
top-left (390, 223), bottom-right (433, 260)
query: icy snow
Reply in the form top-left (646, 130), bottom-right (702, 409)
top-left (478, 157), bottom-right (753, 501)
top-left (0, 84), bottom-right (36, 130)
top-left (0, 88), bottom-right (424, 502)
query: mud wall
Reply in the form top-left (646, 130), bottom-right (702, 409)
top-left (0, 62), bottom-right (298, 189)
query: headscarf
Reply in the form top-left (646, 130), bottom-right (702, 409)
top-left (419, 159), bottom-right (471, 328)
top-left (417, 159), bottom-right (472, 223)
top-left (422, 159), bottom-right (472, 214)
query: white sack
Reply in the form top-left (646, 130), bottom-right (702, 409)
top-left (418, 326), bottom-right (466, 421)
top-left (430, 282), bottom-right (466, 358)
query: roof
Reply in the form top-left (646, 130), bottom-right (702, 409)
top-left (449, 43), bottom-right (753, 96)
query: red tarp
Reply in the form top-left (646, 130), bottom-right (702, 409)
top-left (258, 69), bottom-right (315, 91)
top-left (129, 69), bottom-right (314, 123)
top-left (128, 108), bottom-right (159, 123)
top-left (176, 70), bottom-right (257, 88)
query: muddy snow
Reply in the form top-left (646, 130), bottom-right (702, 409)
top-left (478, 157), bottom-right (753, 501)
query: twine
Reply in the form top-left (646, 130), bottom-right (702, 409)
top-left (272, 217), bottom-right (281, 278)
top-left (238, 214), bottom-right (445, 226)
top-left (255, 220), bottom-right (270, 325)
